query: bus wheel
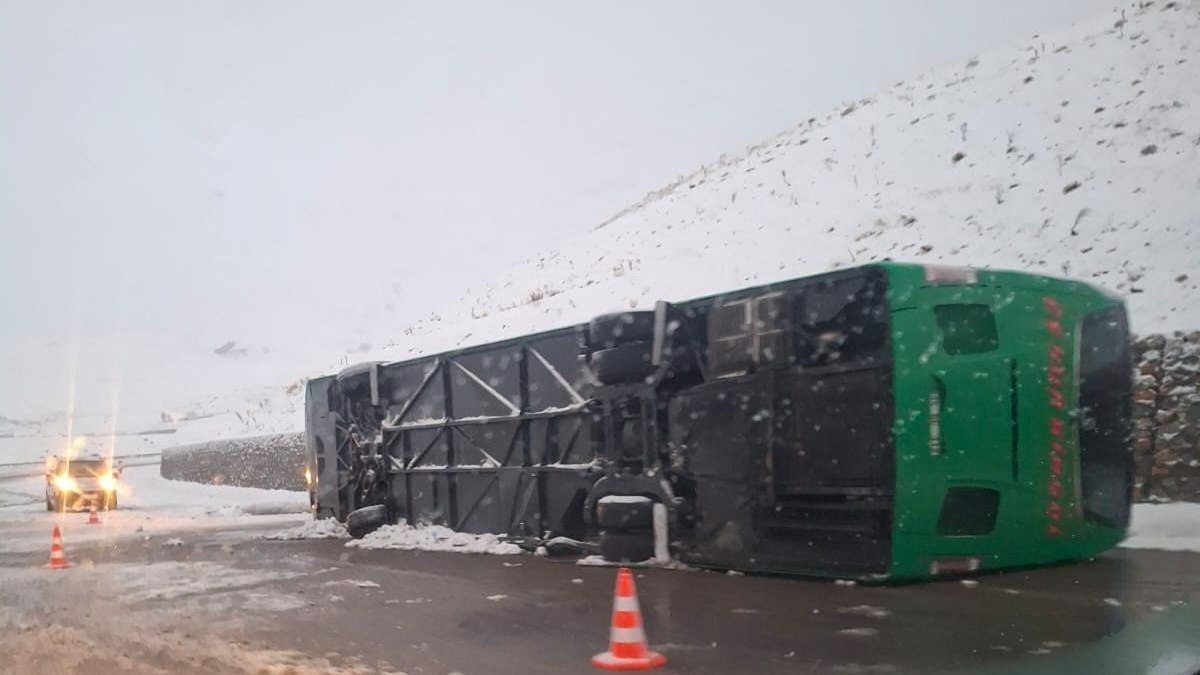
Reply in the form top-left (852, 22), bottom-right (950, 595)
top-left (588, 343), bottom-right (656, 385)
top-left (588, 311), bottom-right (656, 349)
top-left (346, 504), bottom-right (389, 539)
top-left (600, 530), bottom-right (654, 563)
top-left (596, 496), bottom-right (654, 530)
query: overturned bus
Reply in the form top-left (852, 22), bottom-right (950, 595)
top-left (304, 262), bottom-right (1132, 581)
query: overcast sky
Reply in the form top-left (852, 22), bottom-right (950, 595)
top-left (0, 0), bottom-right (1112, 420)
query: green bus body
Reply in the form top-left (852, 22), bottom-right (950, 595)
top-left (885, 263), bottom-right (1131, 579)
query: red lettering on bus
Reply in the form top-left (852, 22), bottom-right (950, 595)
top-left (1043, 297), bottom-right (1062, 318)
top-left (1048, 479), bottom-right (1062, 498)
top-left (1042, 296), bottom-right (1071, 539)
top-left (1047, 502), bottom-right (1062, 521)
top-left (1048, 364), bottom-right (1066, 387)
top-left (1048, 389), bottom-right (1065, 410)
top-left (1050, 418), bottom-right (1064, 438)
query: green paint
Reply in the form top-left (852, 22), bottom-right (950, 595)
top-left (879, 262), bottom-right (1127, 581)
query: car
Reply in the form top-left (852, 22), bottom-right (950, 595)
top-left (44, 455), bottom-right (121, 511)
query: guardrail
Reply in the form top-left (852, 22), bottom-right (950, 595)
top-left (160, 432), bottom-right (306, 491)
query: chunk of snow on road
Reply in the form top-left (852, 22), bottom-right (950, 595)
top-left (266, 518), bottom-right (349, 540)
top-left (838, 605), bottom-right (892, 620)
top-left (725, 570), bottom-right (745, 577)
top-left (960, 579), bottom-right (980, 588)
top-left (1121, 503), bottom-right (1200, 552)
top-left (1104, 597), bottom-right (1122, 607)
top-left (574, 554), bottom-right (694, 570)
top-left (834, 579), bottom-right (857, 587)
top-left (571, 578), bottom-right (584, 584)
top-left (485, 594), bottom-right (509, 601)
top-left (344, 520), bottom-right (522, 555)
top-left (837, 627), bottom-right (879, 638)
top-left (240, 592), bottom-right (310, 613)
top-left (829, 665), bottom-right (900, 674)
top-left (323, 579), bottom-right (381, 589)
top-left (162, 538), bottom-right (185, 547)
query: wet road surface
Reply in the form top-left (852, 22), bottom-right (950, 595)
top-left (1, 513), bottom-right (1198, 674)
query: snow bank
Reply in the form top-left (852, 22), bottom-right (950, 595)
top-left (267, 518), bottom-right (349, 540)
top-left (1121, 502), bottom-right (1200, 552)
top-left (344, 520), bottom-right (521, 555)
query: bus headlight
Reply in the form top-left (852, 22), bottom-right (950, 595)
top-left (923, 265), bottom-right (978, 285)
top-left (99, 473), bottom-right (118, 491)
top-left (53, 474), bottom-right (78, 492)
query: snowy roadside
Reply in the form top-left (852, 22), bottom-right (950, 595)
top-left (267, 518), bottom-right (349, 540)
top-left (1121, 502), bottom-right (1200, 553)
top-left (345, 521), bottom-right (522, 555)
top-left (263, 501), bottom-right (1200, 560)
top-left (0, 462), bottom-right (308, 554)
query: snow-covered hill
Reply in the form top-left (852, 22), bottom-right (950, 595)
top-left (10, 1), bottom-right (1195, 461)
top-left (366, 0), bottom-right (1198, 370)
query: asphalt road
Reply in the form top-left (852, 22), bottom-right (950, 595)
top-left (1, 512), bottom-right (1198, 675)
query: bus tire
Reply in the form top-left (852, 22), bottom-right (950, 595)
top-left (346, 504), bottom-right (389, 539)
top-left (596, 497), bottom-right (654, 530)
top-left (589, 343), bottom-right (656, 385)
top-left (588, 312), bottom-right (656, 350)
top-left (600, 530), bottom-right (654, 563)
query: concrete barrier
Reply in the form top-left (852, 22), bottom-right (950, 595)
top-left (160, 432), bottom-right (307, 491)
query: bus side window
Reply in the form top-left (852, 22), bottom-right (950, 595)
top-left (708, 299), bottom-right (754, 376)
top-left (794, 275), bottom-right (887, 366)
top-left (707, 292), bottom-right (792, 377)
top-left (937, 487), bottom-right (1000, 536)
top-left (934, 304), bottom-right (999, 355)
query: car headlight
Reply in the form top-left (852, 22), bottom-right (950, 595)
top-left (99, 473), bottom-right (117, 491)
top-left (53, 474), bottom-right (78, 492)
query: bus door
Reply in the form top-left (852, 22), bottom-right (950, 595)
top-left (894, 298), bottom-right (1015, 539)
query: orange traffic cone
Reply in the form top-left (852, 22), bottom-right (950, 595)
top-left (47, 525), bottom-right (71, 570)
top-left (86, 504), bottom-right (100, 525)
top-left (592, 568), bottom-right (666, 671)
